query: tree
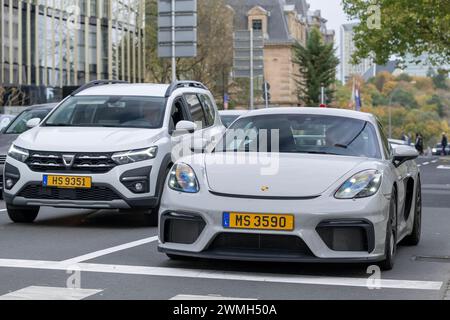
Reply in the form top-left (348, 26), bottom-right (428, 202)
top-left (293, 28), bottom-right (339, 105)
top-left (144, 0), bottom-right (234, 98)
top-left (342, 0), bottom-right (450, 66)
top-left (432, 69), bottom-right (449, 90)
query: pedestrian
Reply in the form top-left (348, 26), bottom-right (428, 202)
top-left (415, 133), bottom-right (424, 155)
top-left (441, 132), bottom-right (448, 156)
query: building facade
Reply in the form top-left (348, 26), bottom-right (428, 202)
top-left (0, 0), bottom-right (146, 106)
top-left (340, 23), bottom-right (374, 84)
top-left (227, 0), bottom-right (334, 107)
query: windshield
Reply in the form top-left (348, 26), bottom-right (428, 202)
top-left (215, 114), bottom-right (382, 159)
top-left (4, 109), bottom-right (50, 134)
top-left (221, 115), bottom-right (240, 128)
top-left (44, 96), bottom-right (166, 129)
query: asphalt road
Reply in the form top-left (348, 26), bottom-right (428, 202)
top-left (0, 156), bottom-right (449, 300)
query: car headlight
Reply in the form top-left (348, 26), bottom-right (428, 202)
top-left (168, 163), bottom-right (199, 193)
top-left (335, 170), bottom-right (382, 199)
top-left (112, 146), bottom-right (158, 165)
top-left (8, 145), bottom-right (29, 163)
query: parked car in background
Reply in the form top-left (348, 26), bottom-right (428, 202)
top-left (159, 108), bottom-right (421, 270)
top-left (0, 114), bottom-right (16, 131)
top-left (219, 110), bottom-right (248, 128)
top-left (3, 80), bottom-right (224, 225)
top-left (432, 143), bottom-right (450, 156)
top-left (0, 104), bottom-right (56, 198)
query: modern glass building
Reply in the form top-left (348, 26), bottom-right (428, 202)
top-left (0, 0), bottom-right (146, 106)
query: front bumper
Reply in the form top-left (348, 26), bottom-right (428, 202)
top-left (3, 158), bottom-right (160, 209)
top-left (158, 187), bottom-right (390, 262)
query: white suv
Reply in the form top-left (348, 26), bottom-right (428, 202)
top-left (3, 80), bottom-right (225, 225)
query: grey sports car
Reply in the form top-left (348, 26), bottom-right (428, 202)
top-left (158, 108), bottom-right (421, 270)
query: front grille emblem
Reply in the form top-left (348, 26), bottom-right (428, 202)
top-left (62, 154), bottom-right (75, 168)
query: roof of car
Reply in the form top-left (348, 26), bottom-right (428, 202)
top-left (241, 107), bottom-right (377, 122)
top-left (25, 103), bottom-right (58, 111)
top-left (75, 83), bottom-right (171, 97)
top-left (219, 110), bottom-right (249, 116)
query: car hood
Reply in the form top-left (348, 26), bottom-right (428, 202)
top-left (0, 134), bottom-right (19, 155)
top-left (15, 127), bottom-right (166, 152)
top-left (204, 153), bottom-right (365, 198)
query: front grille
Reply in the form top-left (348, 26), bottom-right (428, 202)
top-left (208, 233), bottom-right (314, 256)
top-left (0, 155), bottom-right (6, 165)
top-left (26, 151), bottom-right (116, 173)
top-left (17, 184), bottom-right (121, 201)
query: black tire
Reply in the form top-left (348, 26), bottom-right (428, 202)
top-left (143, 211), bottom-right (159, 227)
top-left (144, 165), bottom-right (172, 227)
top-left (7, 204), bottom-right (40, 223)
top-left (379, 188), bottom-right (398, 271)
top-left (402, 178), bottom-right (422, 246)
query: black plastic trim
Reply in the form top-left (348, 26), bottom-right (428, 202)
top-left (208, 190), bottom-right (320, 200)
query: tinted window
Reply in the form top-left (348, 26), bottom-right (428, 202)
top-left (199, 94), bottom-right (215, 126)
top-left (377, 122), bottom-right (391, 158)
top-left (216, 114), bottom-right (382, 159)
top-left (185, 94), bottom-right (207, 127)
top-left (221, 115), bottom-right (240, 128)
top-left (5, 109), bottom-right (51, 134)
top-left (44, 96), bottom-right (166, 129)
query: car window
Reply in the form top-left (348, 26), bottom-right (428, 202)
top-left (44, 96), bottom-right (166, 129)
top-left (5, 109), bottom-right (51, 134)
top-left (216, 114), bottom-right (382, 159)
top-left (170, 97), bottom-right (188, 132)
top-left (184, 94), bottom-right (207, 128)
top-left (377, 121), bottom-right (391, 159)
top-left (198, 94), bottom-right (215, 127)
top-left (221, 115), bottom-right (240, 128)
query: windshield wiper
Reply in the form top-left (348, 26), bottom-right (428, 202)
top-left (44, 123), bottom-right (74, 127)
top-left (301, 151), bottom-right (341, 156)
top-left (334, 122), bottom-right (368, 149)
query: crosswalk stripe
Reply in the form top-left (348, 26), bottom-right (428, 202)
top-left (0, 286), bottom-right (101, 300)
top-left (0, 258), bottom-right (443, 291)
top-left (60, 236), bottom-right (158, 264)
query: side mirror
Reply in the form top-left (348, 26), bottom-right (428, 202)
top-left (393, 145), bottom-right (419, 166)
top-left (26, 118), bottom-right (41, 128)
top-left (174, 121), bottom-right (197, 135)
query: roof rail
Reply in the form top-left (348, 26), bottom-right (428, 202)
top-left (165, 81), bottom-right (208, 97)
top-left (70, 80), bottom-right (129, 96)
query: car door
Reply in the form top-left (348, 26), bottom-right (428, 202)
top-left (379, 122), bottom-right (408, 232)
top-left (184, 92), bottom-right (224, 151)
top-left (169, 95), bottom-right (194, 161)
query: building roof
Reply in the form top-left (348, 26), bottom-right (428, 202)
top-left (227, 0), bottom-right (293, 44)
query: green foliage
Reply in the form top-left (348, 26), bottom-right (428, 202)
top-left (391, 89), bottom-right (418, 108)
top-left (432, 69), bottom-right (449, 89)
top-left (293, 28), bottom-right (340, 105)
top-left (342, 0), bottom-right (450, 66)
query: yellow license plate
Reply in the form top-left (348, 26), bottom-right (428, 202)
top-left (43, 175), bottom-right (92, 189)
top-left (223, 212), bottom-right (294, 231)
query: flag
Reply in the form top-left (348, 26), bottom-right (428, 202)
top-left (355, 83), bottom-right (362, 111)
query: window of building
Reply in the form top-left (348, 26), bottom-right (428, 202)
top-left (252, 19), bottom-right (262, 31)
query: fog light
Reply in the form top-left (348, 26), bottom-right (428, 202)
top-left (5, 178), bottom-right (14, 189)
top-left (134, 182), bottom-right (144, 192)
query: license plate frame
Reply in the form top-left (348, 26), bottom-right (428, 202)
top-left (223, 212), bottom-right (295, 231)
top-left (43, 175), bottom-right (92, 189)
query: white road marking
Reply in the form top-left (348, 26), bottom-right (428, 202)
top-left (437, 165), bottom-right (450, 170)
top-left (422, 162), bottom-right (430, 165)
top-left (0, 259), bottom-right (443, 291)
top-left (0, 286), bottom-right (101, 300)
top-left (60, 236), bottom-right (158, 264)
top-left (417, 165), bottom-right (422, 167)
top-left (432, 160), bottom-right (438, 163)
top-left (0, 209), bottom-right (7, 212)
top-left (171, 294), bottom-right (256, 300)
